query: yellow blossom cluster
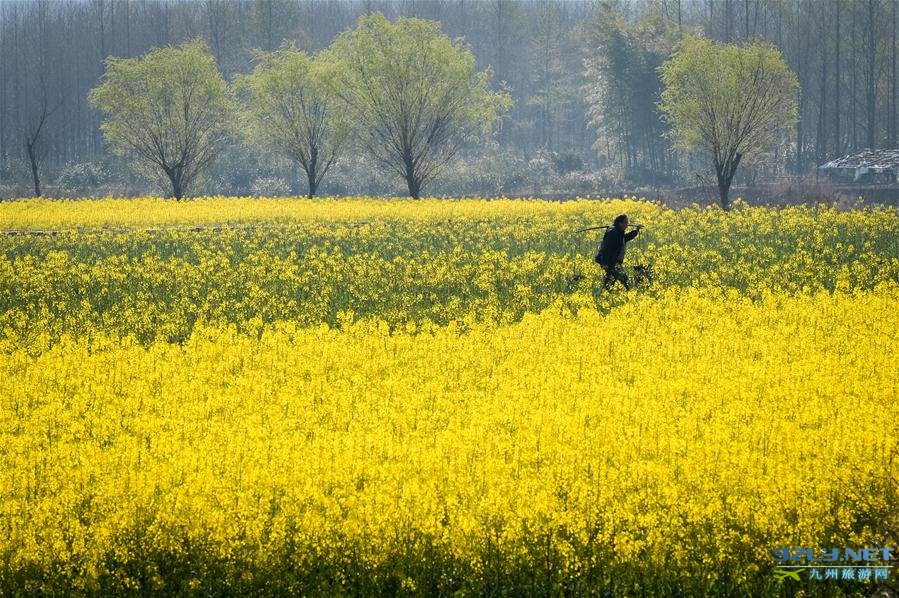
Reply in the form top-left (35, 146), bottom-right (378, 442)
top-left (0, 197), bottom-right (896, 593)
top-left (0, 197), bottom-right (897, 345)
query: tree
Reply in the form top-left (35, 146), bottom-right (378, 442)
top-left (7, 0), bottom-right (899, 196)
top-left (15, 0), bottom-right (61, 198)
top-left (89, 39), bottom-right (232, 199)
top-left (866, 0), bottom-right (878, 150)
top-left (22, 90), bottom-right (52, 197)
top-left (583, 3), bottom-right (680, 183)
top-left (235, 43), bottom-right (350, 198)
top-left (326, 12), bottom-right (511, 198)
top-left (659, 36), bottom-right (798, 210)
top-left (527, 1), bottom-right (577, 152)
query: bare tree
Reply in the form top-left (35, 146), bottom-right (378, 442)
top-left (835, 0), bottom-right (841, 157)
top-left (19, 0), bottom-right (61, 197)
top-left (22, 90), bottom-right (53, 197)
top-left (867, 0), bottom-right (878, 149)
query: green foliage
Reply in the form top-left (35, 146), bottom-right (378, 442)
top-left (583, 5), bottom-right (681, 182)
top-left (525, 1), bottom-right (580, 151)
top-left (659, 36), bottom-right (799, 156)
top-left (234, 43), bottom-right (350, 197)
top-left (325, 13), bottom-right (513, 198)
top-left (552, 151), bottom-right (585, 176)
top-left (659, 36), bottom-right (799, 208)
top-left (88, 40), bottom-right (233, 199)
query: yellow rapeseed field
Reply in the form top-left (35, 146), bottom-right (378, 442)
top-left (0, 197), bottom-right (897, 595)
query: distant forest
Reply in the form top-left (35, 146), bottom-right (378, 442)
top-left (1, 0), bottom-right (898, 198)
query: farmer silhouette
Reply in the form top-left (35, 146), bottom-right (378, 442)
top-left (595, 214), bottom-right (642, 290)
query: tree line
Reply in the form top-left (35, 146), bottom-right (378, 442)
top-left (89, 16), bottom-right (509, 199)
top-left (0, 0), bottom-right (588, 198)
top-left (0, 0), bottom-right (895, 198)
top-left (588, 0), bottom-right (899, 184)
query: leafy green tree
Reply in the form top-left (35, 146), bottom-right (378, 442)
top-left (659, 36), bottom-right (799, 210)
top-left (527, 1), bottom-right (578, 152)
top-left (326, 13), bottom-right (512, 198)
top-left (89, 40), bottom-right (232, 200)
top-left (235, 43), bottom-right (349, 198)
top-left (584, 4), bottom-right (680, 182)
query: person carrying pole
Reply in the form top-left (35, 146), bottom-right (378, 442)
top-left (595, 213), bottom-right (642, 290)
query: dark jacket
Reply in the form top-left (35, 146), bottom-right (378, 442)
top-left (596, 226), bottom-right (638, 267)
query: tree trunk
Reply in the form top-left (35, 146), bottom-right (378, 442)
top-left (816, 6), bottom-right (827, 165)
top-left (166, 169), bottom-right (182, 200)
top-left (26, 141), bottom-right (41, 197)
top-left (867, 0), bottom-right (877, 149)
top-left (835, 0), bottom-right (841, 157)
top-left (893, 0), bottom-right (897, 147)
top-left (852, 2), bottom-right (858, 152)
top-left (403, 151), bottom-right (421, 198)
top-left (716, 176), bottom-right (731, 212)
top-left (725, 0), bottom-right (732, 42)
top-left (714, 159), bottom-right (730, 211)
top-left (714, 153), bottom-right (742, 212)
top-left (795, 1), bottom-right (804, 172)
top-left (406, 175), bottom-right (421, 199)
top-left (744, 0), bottom-right (749, 40)
top-left (306, 150), bottom-right (319, 198)
top-left (305, 163), bottom-right (317, 198)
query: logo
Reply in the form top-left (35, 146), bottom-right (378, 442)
top-left (773, 547), bottom-right (894, 581)
top-left (773, 568), bottom-right (805, 581)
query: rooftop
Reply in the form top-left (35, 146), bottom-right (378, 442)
top-left (819, 149), bottom-right (899, 170)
